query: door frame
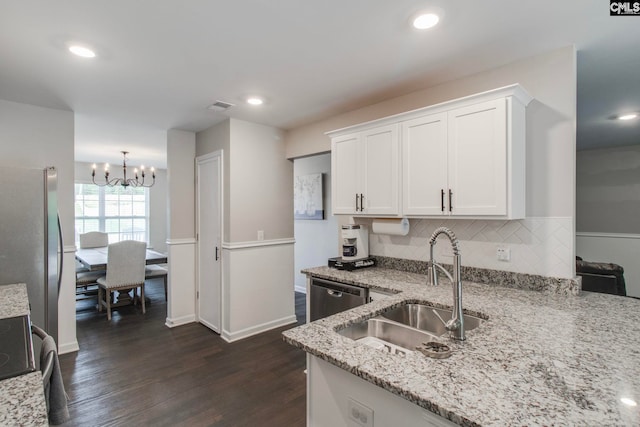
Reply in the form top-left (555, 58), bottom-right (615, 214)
top-left (195, 150), bottom-right (224, 333)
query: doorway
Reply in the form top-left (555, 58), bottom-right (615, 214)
top-left (293, 153), bottom-right (338, 294)
top-left (196, 151), bottom-right (223, 332)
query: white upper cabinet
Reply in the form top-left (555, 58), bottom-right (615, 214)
top-left (331, 124), bottom-right (400, 216)
top-left (328, 84), bottom-right (532, 219)
top-left (331, 133), bottom-right (361, 214)
top-left (447, 99), bottom-right (507, 216)
top-left (402, 112), bottom-right (448, 216)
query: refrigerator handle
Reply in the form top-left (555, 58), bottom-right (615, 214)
top-left (57, 213), bottom-right (64, 295)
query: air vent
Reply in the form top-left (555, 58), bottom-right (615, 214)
top-left (207, 100), bottom-right (235, 111)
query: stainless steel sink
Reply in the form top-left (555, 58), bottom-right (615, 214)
top-left (337, 318), bottom-right (438, 355)
top-left (380, 304), bottom-right (483, 337)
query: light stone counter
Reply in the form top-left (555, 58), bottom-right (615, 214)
top-left (0, 283), bottom-right (48, 427)
top-left (282, 266), bottom-right (640, 426)
top-left (0, 373), bottom-right (48, 427)
top-left (0, 283), bottom-right (31, 319)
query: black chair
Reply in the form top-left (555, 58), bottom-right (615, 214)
top-left (576, 256), bottom-right (627, 296)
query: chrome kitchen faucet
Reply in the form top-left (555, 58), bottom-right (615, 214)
top-left (427, 227), bottom-right (465, 341)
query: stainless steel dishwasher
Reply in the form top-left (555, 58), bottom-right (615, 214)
top-left (309, 277), bottom-right (368, 321)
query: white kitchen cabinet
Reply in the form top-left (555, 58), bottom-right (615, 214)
top-left (447, 98), bottom-right (509, 216)
top-left (331, 124), bottom-right (400, 216)
top-left (331, 132), bottom-right (361, 214)
top-left (402, 98), bottom-right (522, 217)
top-left (330, 84), bottom-right (532, 219)
top-left (402, 112), bottom-right (448, 215)
top-left (308, 355), bottom-right (457, 426)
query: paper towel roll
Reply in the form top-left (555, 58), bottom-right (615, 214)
top-left (371, 218), bottom-right (410, 236)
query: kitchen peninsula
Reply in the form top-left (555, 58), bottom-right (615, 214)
top-left (0, 284), bottom-right (49, 427)
top-left (283, 265), bottom-right (640, 426)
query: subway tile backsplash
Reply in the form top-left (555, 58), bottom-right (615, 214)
top-left (362, 217), bottom-right (574, 279)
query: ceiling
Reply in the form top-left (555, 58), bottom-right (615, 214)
top-left (1, 1), bottom-right (638, 168)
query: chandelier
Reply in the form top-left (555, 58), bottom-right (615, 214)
top-left (92, 151), bottom-right (155, 188)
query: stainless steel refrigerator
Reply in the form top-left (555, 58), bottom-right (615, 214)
top-left (0, 166), bottom-right (62, 344)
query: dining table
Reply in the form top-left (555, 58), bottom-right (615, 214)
top-left (75, 246), bottom-right (167, 307)
top-left (75, 246), bottom-right (167, 272)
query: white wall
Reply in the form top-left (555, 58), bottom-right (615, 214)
top-left (74, 161), bottom-right (168, 253)
top-left (196, 119), bottom-right (231, 239)
top-left (0, 99), bottom-right (77, 353)
top-left (294, 153), bottom-right (338, 292)
top-left (229, 119), bottom-right (293, 242)
top-left (575, 145), bottom-right (640, 295)
top-left (165, 129), bottom-right (196, 327)
top-left (196, 118), bottom-right (296, 341)
top-left (285, 46), bottom-right (577, 278)
top-left (576, 145), bottom-right (640, 234)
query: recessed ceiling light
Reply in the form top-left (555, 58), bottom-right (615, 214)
top-left (618, 113), bottom-right (638, 121)
top-left (413, 13), bottom-right (440, 30)
top-left (69, 45), bottom-right (96, 58)
top-left (621, 397), bottom-right (637, 407)
top-left (247, 97), bottom-right (264, 106)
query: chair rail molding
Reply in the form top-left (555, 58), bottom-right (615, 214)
top-left (166, 238), bottom-right (197, 245)
top-left (222, 238), bottom-right (295, 250)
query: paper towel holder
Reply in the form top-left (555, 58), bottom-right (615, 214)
top-left (371, 217), bottom-right (410, 236)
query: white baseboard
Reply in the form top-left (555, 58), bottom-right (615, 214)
top-left (199, 319), bottom-right (220, 334)
top-left (220, 315), bottom-right (298, 343)
top-left (58, 340), bottom-right (79, 355)
top-left (165, 314), bottom-right (197, 328)
top-left (294, 284), bottom-right (307, 294)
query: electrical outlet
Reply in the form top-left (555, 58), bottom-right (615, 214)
top-left (257, 230), bottom-right (264, 241)
top-left (348, 398), bottom-right (373, 427)
top-left (497, 246), bottom-right (511, 262)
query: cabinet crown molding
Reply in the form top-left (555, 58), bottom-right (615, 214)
top-left (326, 84), bottom-right (533, 137)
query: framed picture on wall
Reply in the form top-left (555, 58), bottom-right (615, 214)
top-left (294, 173), bottom-right (324, 220)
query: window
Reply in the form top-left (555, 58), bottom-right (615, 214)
top-left (74, 183), bottom-right (149, 245)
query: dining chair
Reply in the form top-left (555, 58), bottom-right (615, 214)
top-left (76, 231), bottom-right (110, 300)
top-left (79, 231), bottom-right (109, 249)
top-left (97, 240), bottom-right (147, 320)
top-left (145, 264), bottom-right (168, 301)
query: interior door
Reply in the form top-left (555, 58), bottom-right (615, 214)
top-left (196, 151), bottom-right (222, 333)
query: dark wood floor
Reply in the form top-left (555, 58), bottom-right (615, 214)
top-left (60, 280), bottom-right (307, 426)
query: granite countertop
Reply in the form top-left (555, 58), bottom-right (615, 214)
top-left (0, 283), bottom-right (48, 427)
top-left (282, 266), bottom-right (640, 426)
top-left (0, 283), bottom-right (31, 319)
top-left (0, 373), bottom-right (48, 427)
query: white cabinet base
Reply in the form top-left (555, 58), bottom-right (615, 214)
top-left (307, 355), bottom-right (456, 427)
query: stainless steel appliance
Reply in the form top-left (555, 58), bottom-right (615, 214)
top-left (341, 224), bottom-right (369, 261)
top-left (0, 315), bottom-right (36, 380)
top-left (309, 277), bottom-right (368, 321)
top-left (0, 166), bottom-right (62, 344)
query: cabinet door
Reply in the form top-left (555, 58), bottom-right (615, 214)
top-left (361, 124), bottom-right (400, 215)
top-left (331, 133), bottom-right (360, 214)
top-left (448, 99), bottom-right (507, 215)
top-left (402, 113), bottom-right (448, 215)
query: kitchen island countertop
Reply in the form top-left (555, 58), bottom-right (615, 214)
top-left (283, 266), bottom-right (640, 426)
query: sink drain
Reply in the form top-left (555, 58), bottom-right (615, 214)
top-left (416, 341), bottom-right (452, 359)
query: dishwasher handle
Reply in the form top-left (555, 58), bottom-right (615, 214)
top-left (327, 289), bottom-right (343, 297)
top-left (311, 277), bottom-right (367, 298)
